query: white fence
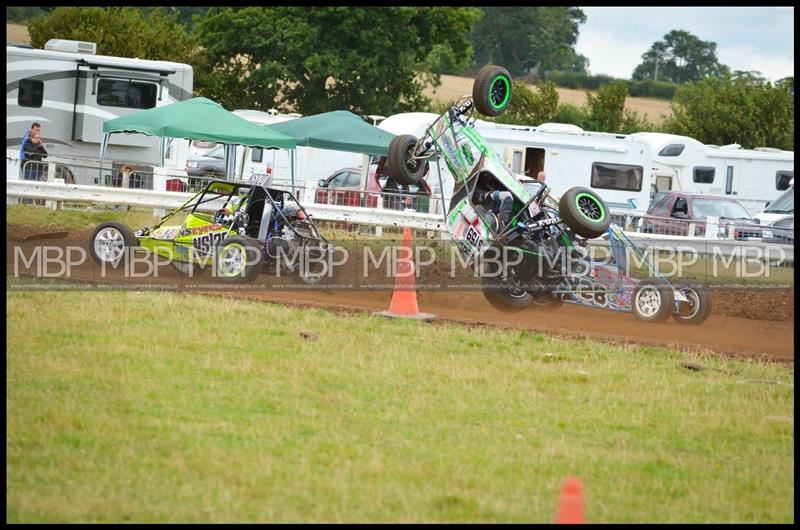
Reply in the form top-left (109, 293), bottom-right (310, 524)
top-left (7, 155), bottom-right (793, 262)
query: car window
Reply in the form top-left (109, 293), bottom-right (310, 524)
top-left (671, 197), bottom-right (688, 214)
top-left (328, 172), bottom-right (348, 187)
top-left (692, 198), bottom-right (751, 219)
top-left (343, 171), bottom-right (361, 188)
top-left (764, 187), bottom-right (794, 213)
top-left (207, 145), bottom-right (225, 159)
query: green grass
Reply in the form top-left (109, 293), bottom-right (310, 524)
top-left (6, 290), bottom-right (794, 523)
top-left (6, 204), bottom-right (159, 232)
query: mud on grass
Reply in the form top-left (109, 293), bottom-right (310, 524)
top-left (6, 290), bottom-right (793, 523)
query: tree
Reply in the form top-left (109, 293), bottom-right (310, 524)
top-left (193, 7), bottom-right (481, 115)
top-left (584, 81), bottom-right (628, 133)
top-left (632, 30), bottom-right (728, 84)
top-left (664, 75), bottom-right (794, 150)
top-left (27, 7), bottom-right (199, 65)
top-left (471, 7), bottom-right (588, 77)
top-left (493, 81), bottom-right (559, 126)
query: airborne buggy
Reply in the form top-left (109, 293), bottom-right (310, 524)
top-left (387, 65), bottom-right (711, 323)
top-left (89, 177), bottom-right (332, 284)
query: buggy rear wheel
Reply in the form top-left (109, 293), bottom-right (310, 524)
top-left (473, 65), bottom-right (513, 117)
top-left (672, 282), bottom-right (712, 325)
top-left (559, 187), bottom-right (612, 239)
top-left (388, 134), bottom-right (428, 186)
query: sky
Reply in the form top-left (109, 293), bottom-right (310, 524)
top-left (575, 7), bottom-right (794, 82)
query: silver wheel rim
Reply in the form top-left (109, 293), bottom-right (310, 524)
top-left (635, 286), bottom-right (662, 317)
top-left (94, 227), bottom-right (125, 263)
top-left (219, 245), bottom-right (246, 276)
top-left (676, 289), bottom-right (700, 319)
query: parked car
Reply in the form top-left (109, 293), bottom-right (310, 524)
top-left (186, 144), bottom-right (226, 179)
top-left (763, 215), bottom-right (794, 245)
top-left (640, 192), bottom-right (765, 239)
top-left (314, 156), bottom-right (432, 211)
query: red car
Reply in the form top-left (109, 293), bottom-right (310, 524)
top-left (640, 192), bottom-right (764, 239)
top-left (314, 156), bottom-right (432, 211)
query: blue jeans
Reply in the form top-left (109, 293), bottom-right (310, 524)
top-left (490, 190), bottom-right (514, 225)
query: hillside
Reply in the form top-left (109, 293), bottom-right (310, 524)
top-left (424, 74), bottom-right (673, 125)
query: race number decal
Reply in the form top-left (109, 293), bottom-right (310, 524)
top-left (192, 232), bottom-right (227, 256)
top-left (465, 226), bottom-right (484, 251)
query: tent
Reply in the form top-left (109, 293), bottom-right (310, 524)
top-left (264, 110), bottom-right (395, 156)
top-left (263, 110), bottom-right (396, 198)
top-left (100, 97), bottom-right (296, 181)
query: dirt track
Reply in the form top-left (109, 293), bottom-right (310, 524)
top-left (7, 225), bottom-right (794, 362)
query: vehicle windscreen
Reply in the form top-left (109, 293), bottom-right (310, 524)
top-left (764, 188), bottom-right (794, 213)
top-left (192, 140), bottom-right (219, 150)
top-left (692, 198), bottom-right (751, 219)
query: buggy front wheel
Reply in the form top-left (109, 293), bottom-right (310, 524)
top-left (214, 236), bottom-right (262, 283)
top-left (388, 134), bottom-right (429, 186)
top-left (631, 278), bottom-right (674, 323)
top-left (559, 187), bottom-right (611, 239)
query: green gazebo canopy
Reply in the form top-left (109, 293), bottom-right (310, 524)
top-left (265, 110), bottom-right (394, 155)
top-left (102, 97), bottom-right (296, 150)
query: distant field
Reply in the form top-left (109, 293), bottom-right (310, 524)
top-left (7, 23), bottom-right (30, 44)
top-left (424, 74), bottom-right (673, 125)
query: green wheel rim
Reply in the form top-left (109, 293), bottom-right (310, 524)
top-left (575, 192), bottom-right (606, 222)
top-left (489, 76), bottom-right (511, 109)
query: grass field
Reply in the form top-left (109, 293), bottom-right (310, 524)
top-left (6, 288), bottom-right (794, 523)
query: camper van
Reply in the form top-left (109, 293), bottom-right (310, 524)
top-left (7, 39), bottom-right (193, 174)
top-left (627, 132), bottom-right (794, 215)
top-left (378, 113), bottom-right (655, 215)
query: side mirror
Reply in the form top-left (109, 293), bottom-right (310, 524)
top-left (671, 211), bottom-right (689, 219)
top-left (318, 179), bottom-right (328, 188)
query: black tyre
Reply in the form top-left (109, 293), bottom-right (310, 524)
top-left (214, 236), bottom-right (262, 283)
top-left (559, 187), bottom-right (612, 239)
top-left (89, 221), bottom-right (137, 268)
top-left (672, 282), bottom-right (712, 325)
top-left (480, 250), bottom-right (532, 312)
top-left (631, 278), bottom-right (674, 323)
top-left (388, 134), bottom-right (428, 185)
top-left (473, 65), bottom-right (513, 117)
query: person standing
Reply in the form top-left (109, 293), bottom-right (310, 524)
top-left (21, 122), bottom-right (48, 181)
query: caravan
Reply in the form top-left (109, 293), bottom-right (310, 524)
top-left (7, 39), bottom-right (194, 180)
top-left (628, 132), bottom-right (794, 215)
top-left (378, 114), bottom-right (655, 216)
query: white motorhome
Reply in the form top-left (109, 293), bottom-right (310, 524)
top-left (627, 132), bottom-right (794, 215)
top-left (7, 39), bottom-right (193, 178)
top-left (378, 113), bottom-right (655, 214)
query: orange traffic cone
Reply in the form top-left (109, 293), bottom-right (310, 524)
top-left (555, 476), bottom-right (585, 524)
top-left (374, 227), bottom-right (436, 321)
